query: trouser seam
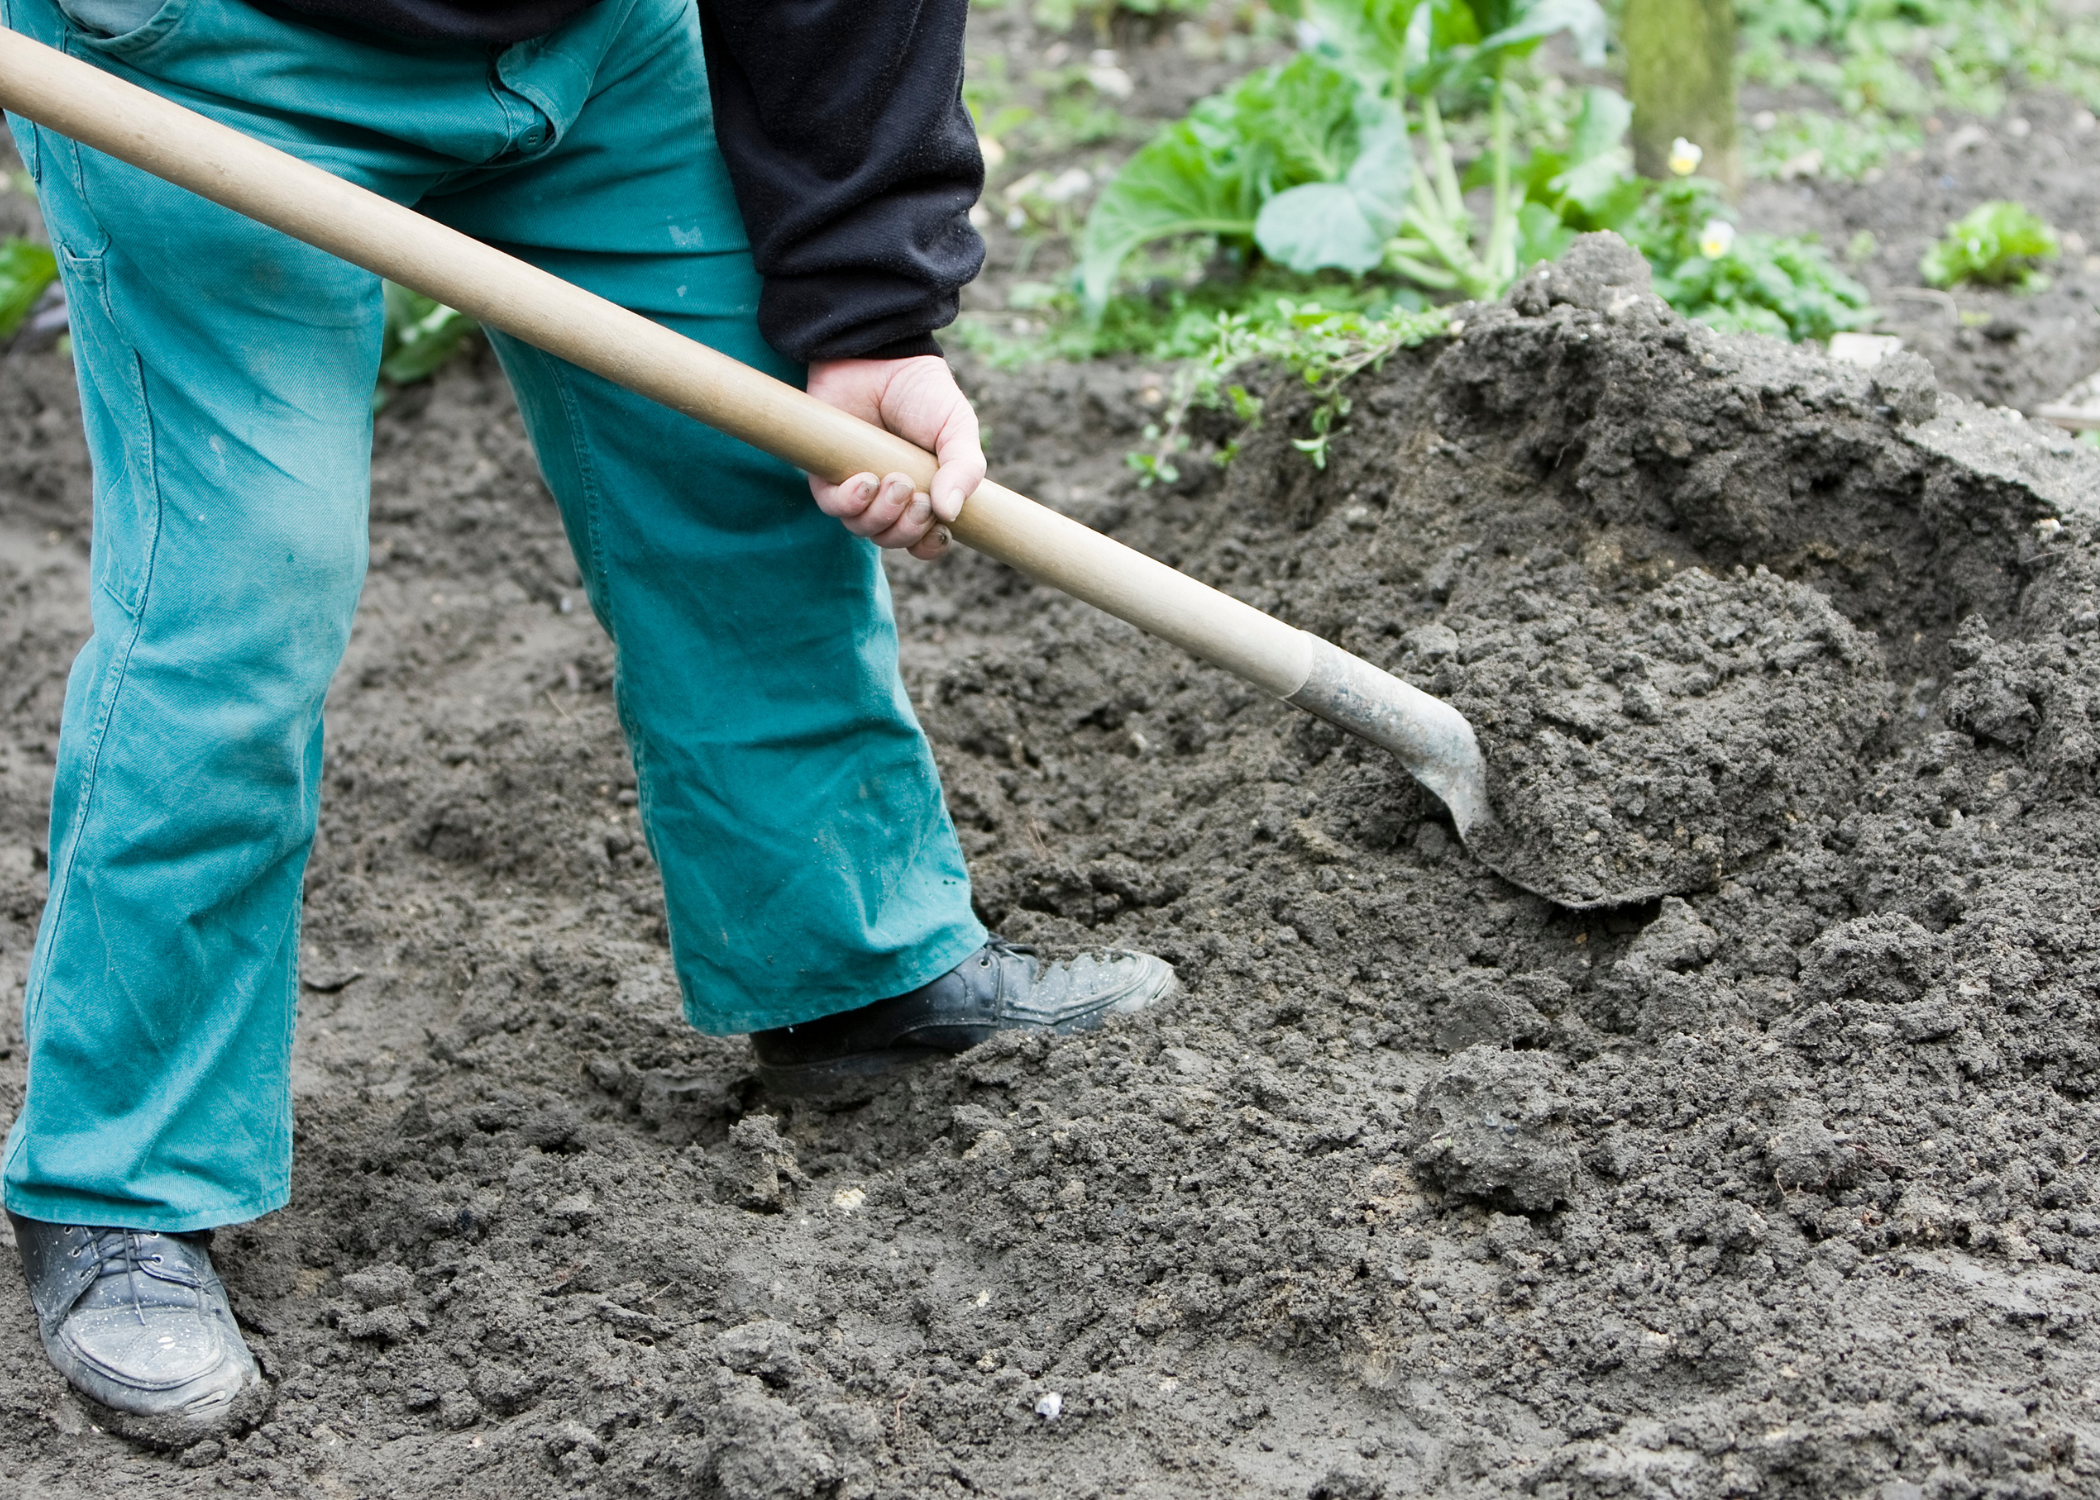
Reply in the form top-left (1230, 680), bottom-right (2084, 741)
top-left (56, 31), bottom-right (105, 218)
top-left (546, 360), bottom-right (615, 653)
top-left (25, 240), bottom-right (167, 1040)
top-left (19, 605), bottom-right (149, 1042)
top-left (539, 355), bottom-right (684, 945)
top-left (280, 864), bottom-right (303, 1180)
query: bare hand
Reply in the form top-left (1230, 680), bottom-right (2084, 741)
top-left (805, 355), bottom-right (985, 561)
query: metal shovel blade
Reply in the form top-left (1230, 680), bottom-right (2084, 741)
top-left (1286, 638), bottom-right (1679, 911)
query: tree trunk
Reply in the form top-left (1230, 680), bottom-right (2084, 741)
top-left (1623, 0), bottom-right (1740, 194)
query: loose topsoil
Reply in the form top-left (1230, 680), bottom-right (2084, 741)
top-left (9, 228), bottom-right (2100, 1499)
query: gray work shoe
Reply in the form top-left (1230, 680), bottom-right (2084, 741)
top-left (750, 936), bottom-right (1177, 1096)
top-left (9, 1213), bottom-right (266, 1444)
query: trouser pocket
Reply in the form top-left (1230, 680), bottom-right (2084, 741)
top-left (57, 242), bottom-right (163, 615)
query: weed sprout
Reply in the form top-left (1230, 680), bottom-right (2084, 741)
top-left (1921, 201), bottom-right (2060, 291)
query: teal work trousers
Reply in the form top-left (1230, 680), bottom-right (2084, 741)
top-left (1, 0), bottom-right (985, 1232)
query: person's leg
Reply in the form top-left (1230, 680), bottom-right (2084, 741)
top-left (0, 0), bottom-right (622, 1433)
top-left (423, 0), bottom-right (988, 1035)
top-left (0, 0), bottom-right (387, 1233)
top-left (0, 0), bottom-right (642, 1240)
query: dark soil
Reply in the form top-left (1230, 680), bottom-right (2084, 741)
top-left (9, 211), bottom-right (2100, 1497)
top-left (11, 3), bottom-right (2100, 1490)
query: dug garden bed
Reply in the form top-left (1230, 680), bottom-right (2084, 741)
top-left (4, 232), bottom-right (2100, 1498)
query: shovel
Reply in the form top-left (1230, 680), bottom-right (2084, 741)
top-left (0, 25), bottom-right (1656, 911)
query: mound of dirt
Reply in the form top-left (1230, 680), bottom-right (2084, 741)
top-left (1449, 560), bottom-right (1892, 907)
top-left (6, 232), bottom-right (2100, 1498)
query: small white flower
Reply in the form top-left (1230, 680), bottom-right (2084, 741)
top-left (1669, 136), bottom-right (1704, 176)
top-left (1699, 219), bottom-right (1737, 259)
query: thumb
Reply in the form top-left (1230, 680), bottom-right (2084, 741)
top-left (930, 456), bottom-right (984, 525)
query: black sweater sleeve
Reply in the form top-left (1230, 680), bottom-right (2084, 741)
top-left (697, 0), bottom-right (987, 363)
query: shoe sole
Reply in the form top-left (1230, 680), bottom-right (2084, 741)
top-left (80, 1370), bottom-right (272, 1451)
top-left (756, 1044), bottom-right (943, 1101)
top-left (757, 971), bottom-right (1178, 1100)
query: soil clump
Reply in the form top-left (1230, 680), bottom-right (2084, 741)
top-left (4, 236), bottom-right (2100, 1498)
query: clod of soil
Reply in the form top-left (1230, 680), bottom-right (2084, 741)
top-left (7, 229), bottom-right (2100, 1498)
top-left (1400, 241), bottom-right (1903, 908)
top-left (1460, 563), bottom-right (1892, 908)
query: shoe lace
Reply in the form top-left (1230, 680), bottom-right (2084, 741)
top-left (68, 1228), bottom-right (168, 1325)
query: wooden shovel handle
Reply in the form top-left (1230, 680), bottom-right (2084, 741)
top-left (0, 27), bottom-right (1316, 699)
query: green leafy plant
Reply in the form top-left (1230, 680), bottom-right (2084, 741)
top-left (1919, 200), bottom-right (2058, 290)
top-left (1018, 0), bottom-right (1880, 480)
top-left (0, 237), bottom-right (58, 341)
top-left (1625, 179), bottom-right (1875, 339)
top-left (956, 262), bottom-right (1421, 366)
top-left (1290, 0), bottom-right (1609, 295)
top-left (1515, 111), bottom-right (1875, 342)
top-left (1500, 84), bottom-right (1644, 264)
top-left (378, 282), bottom-right (478, 388)
top-left (1080, 0), bottom-right (1608, 313)
top-left (1078, 54), bottom-right (1359, 312)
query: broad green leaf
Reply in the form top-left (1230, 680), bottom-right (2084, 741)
top-left (1248, 71), bottom-right (1410, 274)
top-left (1343, 96), bottom-right (1413, 237)
top-left (1403, 1), bottom-right (1436, 82)
top-left (1403, 0), bottom-right (1485, 90)
top-left (1558, 169), bottom-right (1647, 233)
top-left (1256, 183), bottom-right (1386, 273)
top-left (1422, 0), bottom-right (1485, 54)
top-left (1079, 121), bottom-right (1263, 314)
top-left (1566, 84), bottom-right (1631, 164)
top-left (1549, 89), bottom-right (1636, 221)
top-left (1303, 0), bottom-right (1422, 90)
top-left (1232, 54), bottom-right (1363, 185)
top-left (1493, 86), bottom-right (1638, 233)
top-left (1514, 200), bottom-right (1575, 267)
top-left (1079, 55), bottom-right (1360, 313)
top-left (379, 282), bottom-right (477, 385)
top-left (1462, 0), bottom-right (1513, 38)
top-left (1507, 144), bottom-right (1570, 201)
